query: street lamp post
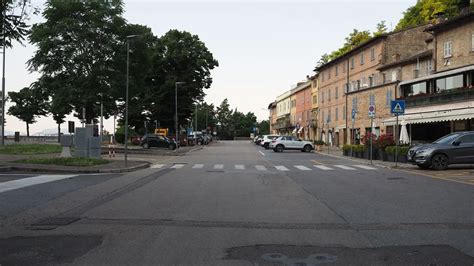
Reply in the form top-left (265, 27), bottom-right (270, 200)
top-left (1, 5), bottom-right (6, 145)
top-left (175, 82), bottom-right (185, 146)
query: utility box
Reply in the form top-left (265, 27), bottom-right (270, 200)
top-left (74, 125), bottom-right (102, 158)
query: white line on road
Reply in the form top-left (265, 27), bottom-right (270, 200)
top-left (192, 164), bottom-right (204, 169)
top-left (275, 165), bottom-right (289, 171)
top-left (151, 164), bottom-right (166, 169)
top-left (334, 165), bottom-right (356, 170)
top-left (235, 165), bottom-right (245, 170)
top-left (255, 165), bottom-right (267, 171)
top-left (259, 151), bottom-right (265, 156)
top-left (171, 164), bottom-right (185, 169)
top-left (0, 175), bottom-right (77, 194)
top-left (294, 165), bottom-right (311, 171)
top-left (214, 164), bottom-right (224, 169)
top-left (353, 165), bottom-right (377, 170)
top-left (314, 165), bottom-right (333, 170)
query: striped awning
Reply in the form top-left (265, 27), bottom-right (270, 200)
top-left (383, 108), bottom-right (474, 126)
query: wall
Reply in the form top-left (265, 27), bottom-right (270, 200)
top-left (435, 20), bottom-right (474, 72)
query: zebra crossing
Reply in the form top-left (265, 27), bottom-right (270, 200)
top-left (151, 163), bottom-right (378, 172)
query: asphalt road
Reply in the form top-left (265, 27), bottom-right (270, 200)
top-left (0, 140), bottom-right (473, 265)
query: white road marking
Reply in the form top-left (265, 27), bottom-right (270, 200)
top-left (214, 164), bottom-right (224, 169)
top-left (353, 165), bottom-right (377, 170)
top-left (192, 164), bottom-right (204, 169)
top-left (255, 165), bottom-right (267, 171)
top-left (235, 165), bottom-right (245, 170)
top-left (151, 164), bottom-right (166, 169)
top-left (334, 165), bottom-right (356, 170)
top-left (0, 175), bottom-right (77, 194)
top-left (275, 165), bottom-right (289, 171)
top-left (295, 165), bottom-right (311, 171)
top-left (259, 151), bottom-right (265, 156)
top-left (314, 165), bottom-right (333, 170)
top-left (171, 164), bottom-right (185, 169)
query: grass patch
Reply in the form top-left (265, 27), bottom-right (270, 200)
top-left (16, 157), bottom-right (110, 167)
top-left (0, 144), bottom-right (62, 155)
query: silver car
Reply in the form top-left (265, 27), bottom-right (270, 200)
top-left (270, 136), bottom-right (314, 152)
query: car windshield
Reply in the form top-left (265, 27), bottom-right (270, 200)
top-left (433, 133), bottom-right (461, 144)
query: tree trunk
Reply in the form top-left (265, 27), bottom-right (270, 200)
top-left (57, 123), bottom-right (61, 143)
top-left (26, 122), bottom-right (29, 137)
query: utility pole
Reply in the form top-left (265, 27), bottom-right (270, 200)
top-left (1, 4), bottom-right (6, 145)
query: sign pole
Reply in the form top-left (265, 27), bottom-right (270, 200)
top-left (370, 117), bottom-right (373, 164)
top-left (395, 114), bottom-right (399, 168)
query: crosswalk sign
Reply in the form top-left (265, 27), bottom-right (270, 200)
top-left (391, 100), bottom-right (405, 115)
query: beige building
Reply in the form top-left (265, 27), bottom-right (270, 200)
top-left (310, 74), bottom-right (319, 141)
top-left (315, 24), bottom-right (432, 146)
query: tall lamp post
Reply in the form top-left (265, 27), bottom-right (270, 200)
top-left (1, 5), bottom-right (6, 145)
top-left (124, 34), bottom-right (141, 167)
top-left (175, 81), bottom-right (185, 147)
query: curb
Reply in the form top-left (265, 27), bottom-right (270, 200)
top-left (2, 162), bottom-right (151, 174)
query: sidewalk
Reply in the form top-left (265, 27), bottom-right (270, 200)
top-left (315, 146), bottom-right (417, 170)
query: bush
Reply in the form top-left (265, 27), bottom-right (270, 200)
top-left (361, 133), bottom-right (377, 147)
top-left (386, 145), bottom-right (410, 155)
top-left (353, 144), bottom-right (365, 153)
top-left (342, 144), bottom-right (352, 152)
top-left (377, 134), bottom-right (395, 151)
top-left (314, 140), bottom-right (325, 145)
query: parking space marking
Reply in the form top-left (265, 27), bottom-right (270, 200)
top-left (192, 164), bottom-right (204, 169)
top-left (394, 168), bottom-right (474, 186)
top-left (0, 175), bottom-right (77, 194)
top-left (259, 151), bottom-right (265, 156)
top-left (151, 164), bottom-right (166, 169)
top-left (255, 165), bottom-right (267, 171)
top-left (275, 165), bottom-right (289, 171)
top-left (214, 164), bottom-right (224, 169)
top-left (235, 164), bottom-right (245, 170)
top-left (353, 165), bottom-right (377, 170)
top-left (171, 164), bottom-right (185, 169)
top-left (334, 165), bottom-right (356, 170)
top-left (295, 165), bottom-right (311, 171)
top-left (314, 165), bottom-right (333, 170)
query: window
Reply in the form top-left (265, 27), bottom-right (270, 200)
top-left (352, 96), bottom-right (358, 111)
top-left (357, 80), bottom-right (361, 90)
top-left (360, 53), bottom-right (365, 65)
top-left (369, 75), bottom-right (373, 87)
top-left (382, 73), bottom-right (386, 83)
top-left (342, 105), bottom-right (346, 120)
top-left (391, 70), bottom-right (397, 81)
top-left (335, 87), bottom-right (338, 99)
top-left (457, 134), bottom-right (474, 144)
top-left (386, 89), bottom-right (393, 106)
top-left (426, 59), bottom-right (433, 73)
top-left (342, 62), bottom-right (346, 73)
top-left (436, 74), bottom-right (464, 92)
top-left (370, 48), bottom-right (375, 61)
top-left (369, 93), bottom-right (375, 105)
top-left (351, 57), bottom-right (355, 69)
top-left (443, 41), bottom-right (452, 58)
top-left (335, 108), bottom-right (339, 121)
top-left (328, 90), bottom-right (331, 101)
top-left (321, 110), bottom-right (324, 123)
top-left (328, 109), bottom-right (331, 122)
top-left (313, 95), bottom-right (317, 104)
top-left (321, 92), bottom-right (324, 103)
top-left (307, 110), bottom-right (310, 121)
top-left (471, 33), bottom-right (474, 51)
top-left (335, 65), bottom-right (339, 76)
top-left (361, 77), bottom-right (366, 87)
top-left (328, 69), bottom-right (331, 79)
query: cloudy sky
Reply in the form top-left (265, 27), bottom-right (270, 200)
top-left (6, 0), bottom-right (414, 135)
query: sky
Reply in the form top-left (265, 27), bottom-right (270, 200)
top-left (5, 0), bottom-right (415, 135)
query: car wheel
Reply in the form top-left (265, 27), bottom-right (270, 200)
top-left (417, 164), bottom-right (430, 169)
top-left (303, 145), bottom-right (312, 152)
top-left (143, 143), bottom-right (150, 149)
top-left (276, 145), bottom-right (284, 153)
top-left (264, 143), bottom-right (269, 149)
top-left (168, 144), bottom-right (176, 150)
top-left (431, 154), bottom-right (448, 170)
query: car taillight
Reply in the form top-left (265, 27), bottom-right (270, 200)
top-left (271, 140), bottom-right (276, 143)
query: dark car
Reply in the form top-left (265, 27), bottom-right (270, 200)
top-left (140, 135), bottom-right (177, 150)
top-left (407, 131), bottom-right (474, 170)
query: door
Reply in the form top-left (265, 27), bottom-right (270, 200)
top-left (450, 134), bottom-right (474, 163)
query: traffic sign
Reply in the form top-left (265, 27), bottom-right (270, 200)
top-left (368, 104), bottom-right (376, 118)
top-left (391, 100), bottom-right (405, 115)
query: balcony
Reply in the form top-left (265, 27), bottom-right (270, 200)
top-left (401, 87), bottom-right (474, 108)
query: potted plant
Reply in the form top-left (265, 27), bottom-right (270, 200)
top-left (353, 144), bottom-right (364, 158)
top-left (314, 140), bottom-right (325, 151)
top-left (361, 133), bottom-right (378, 160)
top-left (386, 145), bottom-right (409, 163)
top-left (342, 144), bottom-right (351, 156)
top-left (377, 134), bottom-right (395, 161)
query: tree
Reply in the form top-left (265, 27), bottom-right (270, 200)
top-left (216, 99), bottom-right (233, 139)
top-left (7, 86), bottom-right (48, 136)
top-left (395, 0), bottom-right (465, 30)
top-left (146, 30), bottom-right (219, 131)
top-left (1, 0), bottom-right (36, 48)
top-left (374, 20), bottom-right (388, 36)
top-left (28, 0), bottom-right (126, 124)
top-left (258, 120), bottom-right (270, 135)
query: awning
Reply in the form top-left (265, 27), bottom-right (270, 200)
top-left (398, 65), bottom-right (474, 86)
top-left (383, 108), bottom-right (474, 126)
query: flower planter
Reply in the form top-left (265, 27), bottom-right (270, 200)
top-left (363, 148), bottom-right (379, 160)
top-left (378, 149), bottom-right (388, 161)
top-left (387, 154), bottom-right (407, 163)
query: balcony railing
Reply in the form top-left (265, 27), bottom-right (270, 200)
top-left (400, 87), bottom-right (474, 108)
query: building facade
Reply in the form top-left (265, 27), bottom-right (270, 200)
top-left (310, 75), bottom-right (319, 141)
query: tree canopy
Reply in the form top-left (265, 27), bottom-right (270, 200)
top-left (7, 86), bottom-right (48, 136)
top-left (0, 0), bottom-right (36, 48)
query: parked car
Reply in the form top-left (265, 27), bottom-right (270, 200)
top-left (260, 135), bottom-right (279, 149)
top-left (140, 135), bottom-right (177, 150)
top-left (254, 135), bottom-right (263, 145)
top-left (407, 131), bottom-right (474, 170)
top-left (270, 136), bottom-right (314, 152)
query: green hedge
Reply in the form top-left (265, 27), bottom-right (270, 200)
top-left (314, 140), bottom-right (325, 145)
top-left (385, 145), bottom-right (410, 155)
top-left (342, 144), bottom-right (351, 152)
